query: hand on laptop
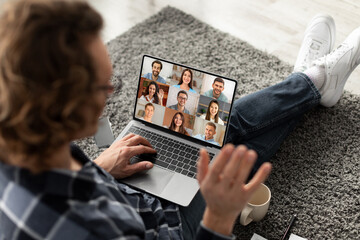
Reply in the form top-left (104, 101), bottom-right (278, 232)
top-left (94, 133), bottom-right (156, 178)
top-left (197, 144), bottom-right (272, 236)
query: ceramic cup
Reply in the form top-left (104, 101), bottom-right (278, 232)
top-left (239, 183), bottom-right (271, 226)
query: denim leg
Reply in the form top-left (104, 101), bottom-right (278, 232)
top-left (179, 73), bottom-right (320, 238)
top-left (179, 191), bottom-right (206, 240)
top-left (226, 73), bottom-right (321, 177)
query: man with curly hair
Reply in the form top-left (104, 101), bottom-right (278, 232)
top-left (1, 1), bottom-right (359, 240)
top-left (0, 1), bottom-right (271, 239)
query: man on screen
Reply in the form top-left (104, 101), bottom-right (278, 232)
top-left (140, 103), bottom-right (155, 123)
top-left (143, 60), bottom-right (166, 84)
top-left (194, 122), bottom-right (220, 146)
top-left (204, 77), bottom-right (228, 102)
top-left (168, 90), bottom-right (190, 114)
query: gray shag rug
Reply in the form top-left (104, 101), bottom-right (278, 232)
top-left (76, 6), bottom-right (360, 240)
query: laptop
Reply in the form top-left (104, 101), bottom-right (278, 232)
top-left (116, 55), bottom-right (237, 206)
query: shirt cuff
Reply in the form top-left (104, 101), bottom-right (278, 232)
top-left (195, 221), bottom-right (235, 240)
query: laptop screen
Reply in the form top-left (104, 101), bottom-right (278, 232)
top-left (134, 55), bottom-right (237, 148)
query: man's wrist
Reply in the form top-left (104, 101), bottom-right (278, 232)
top-left (197, 221), bottom-right (235, 240)
top-left (93, 157), bottom-right (111, 173)
top-left (202, 208), bottom-right (235, 236)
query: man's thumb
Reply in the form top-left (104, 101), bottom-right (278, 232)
top-left (131, 161), bottom-right (153, 173)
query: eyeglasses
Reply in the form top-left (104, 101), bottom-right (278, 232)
top-left (177, 96), bottom-right (187, 101)
top-left (96, 84), bottom-right (115, 96)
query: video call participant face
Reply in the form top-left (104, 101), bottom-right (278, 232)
top-left (169, 112), bottom-right (187, 135)
top-left (148, 83), bottom-right (156, 97)
top-left (179, 69), bottom-right (193, 89)
top-left (177, 91), bottom-right (188, 107)
top-left (144, 103), bottom-right (154, 122)
top-left (149, 84), bottom-right (156, 97)
top-left (173, 113), bottom-right (183, 128)
top-left (212, 78), bottom-right (225, 98)
top-left (205, 123), bottom-right (216, 140)
top-left (152, 61), bottom-right (162, 78)
top-left (209, 101), bottom-right (219, 117)
top-left (182, 70), bottom-right (192, 85)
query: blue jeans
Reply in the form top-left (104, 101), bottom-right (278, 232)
top-left (180, 73), bottom-right (321, 239)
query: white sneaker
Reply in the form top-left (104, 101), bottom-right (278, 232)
top-left (294, 14), bottom-right (336, 72)
top-left (314, 27), bottom-right (360, 107)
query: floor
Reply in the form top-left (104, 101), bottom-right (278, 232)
top-left (1, 0), bottom-right (359, 95)
top-left (85, 0), bottom-right (360, 95)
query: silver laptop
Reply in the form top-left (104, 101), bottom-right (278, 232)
top-left (116, 55), bottom-right (237, 206)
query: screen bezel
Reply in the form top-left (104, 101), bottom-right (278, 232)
top-left (133, 54), bottom-right (238, 149)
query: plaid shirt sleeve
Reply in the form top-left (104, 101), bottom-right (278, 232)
top-left (0, 144), bottom-right (232, 240)
top-left (0, 163), bottom-right (146, 239)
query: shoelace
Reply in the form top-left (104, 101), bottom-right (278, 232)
top-left (315, 43), bottom-right (350, 70)
top-left (298, 38), bottom-right (326, 71)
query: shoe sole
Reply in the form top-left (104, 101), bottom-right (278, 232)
top-left (310, 14), bottom-right (336, 51)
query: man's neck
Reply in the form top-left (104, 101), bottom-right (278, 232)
top-left (152, 74), bottom-right (158, 81)
top-left (8, 143), bottom-right (82, 171)
top-left (144, 116), bottom-right (152, 122)
top-left (213, 90), bottom-right (220, 98)
top-left (177, 104), bottom-right (185, 111)
top-left (205, 136), bottom-right (213, 141)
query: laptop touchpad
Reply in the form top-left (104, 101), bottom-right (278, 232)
top-left (121, 167), bottom-right (174, 195)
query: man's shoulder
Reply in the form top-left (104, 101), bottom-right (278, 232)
top-left (219, 93), bottom-right (228, 102)
top-left (213, 141), bottom-right (220, 146)
top-left (205, 138), bottom-right (220, 146)
top-left (204, 89), bottom-right (212, 96)
top-left (143, 73), bottom-right (152, 79)
top-left (169, 104), bottom-right (177, 110)
top-left (157, 75), bottom-right (166, 84)
top-left (194, 134), bottom-right (203, 139)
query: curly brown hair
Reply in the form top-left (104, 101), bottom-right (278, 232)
top-left (0, 0), bottom-right (103, 172)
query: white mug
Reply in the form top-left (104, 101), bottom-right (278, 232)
top-left (239, 183), bottom-right (271, 226)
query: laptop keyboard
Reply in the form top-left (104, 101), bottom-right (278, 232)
top-left (126, 126), bottom-right (215, 179)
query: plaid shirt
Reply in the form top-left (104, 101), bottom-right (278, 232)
top-left (0, 144), bottom-right (231, 240)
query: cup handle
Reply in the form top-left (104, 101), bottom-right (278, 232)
top-left (239, 205), bottom-right (253, 226)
